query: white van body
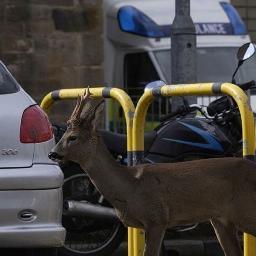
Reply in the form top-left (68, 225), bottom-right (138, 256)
top-left (103, 0), bottom-right (256, 128)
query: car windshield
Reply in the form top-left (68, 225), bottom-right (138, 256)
top-left (154, 47), bottom-right (256, 88)
top-left (0, 62), bottom-right (19, 94)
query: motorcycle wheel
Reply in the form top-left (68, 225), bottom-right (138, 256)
top-left (58, 163), bottom-right (126, 256)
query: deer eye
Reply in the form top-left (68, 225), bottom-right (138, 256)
top-left (68, 135), bottom-right (77, 142)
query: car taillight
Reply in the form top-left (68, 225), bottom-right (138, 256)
top-left (20, 105), bottom-right (53, 143)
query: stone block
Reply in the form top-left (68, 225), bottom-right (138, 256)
top-left (249, 31), bottom-right (256, 41)
top-left (30, 20), bottom-right (55, 34)
top-left (80, 0), bottom-right (102, 8)
top-left (232, 0), bottom-right (247, 7)
top-left (52, 8), bottom-right (89, 32)
top-left (60, 65), bottom-right (103, 88)
top-left (30, 0), bottom-right (74, 7)
top-left (6, 63), bottom-right (22, 82)
top-left (5, 0), bottom-right (28, 4)
top-left (15, 54), bottom-right (34, 80)
top-left (51, 3), bottom-right (102, 33)
top-left (5, 4), bottom-right (30, 22)
top-left (1, 36), bottom-right (33, 53)
top-left (80, 34), bottom-right (103, 66)
top-left (0, 4), bottom-right (4, 22)
top-left (29, 53), bottom-right (48, 81)
top-left (83, 5), bottom-right (103, 32)
top-left (5, 53), bottom-right (33, 86)
top-left (33, 36), bottom-right (49, 51)
top-left (0, 53), bottom-right (19, 64)
top-left (29, 4), bottom-right (52, 21)
top-left (47, 34), bottom-right (83, 67)
top-left (248, 0), bottom-right (256, 7)
top-left (47, 33), bottom-right (103, 67)
top-left (248, 8), bottom-right (256, 19)
top-left (248, 20), bottom-right (256, 31)
top-left (21, 77), bottom-right (62, 105)
top-left (0, 22), bottom-right (27, 37)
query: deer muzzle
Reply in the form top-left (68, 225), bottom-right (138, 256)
top-left (48, 151), bottom-right (64, 161)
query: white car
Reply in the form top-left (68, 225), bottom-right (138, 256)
top-left (0, 61), bottom-right (65, 253)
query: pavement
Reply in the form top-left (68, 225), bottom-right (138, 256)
top-left (112, 242), bottom-right (127, 256)
top-left (0, 239), bottom-right (223, 256)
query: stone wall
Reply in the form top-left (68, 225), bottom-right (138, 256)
top-left (232, 0), bottom-right (256, 40)
top-left (0, 0), bottom-right (103, 121)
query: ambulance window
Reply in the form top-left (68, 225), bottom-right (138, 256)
top-left (124, 52), bottom-right (170, 123)
top-left (124, 52), bottom-right (159, 97)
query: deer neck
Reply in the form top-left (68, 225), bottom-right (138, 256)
top-left (79, 136), bottom-right (136, 203)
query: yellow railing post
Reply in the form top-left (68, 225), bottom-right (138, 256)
top-left (133, 82), bottom-right (256, 256)
top-left (40, 87), bottom-right (136, 256)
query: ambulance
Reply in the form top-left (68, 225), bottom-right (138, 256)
top-left (103, 0), bottom-right (256, 130)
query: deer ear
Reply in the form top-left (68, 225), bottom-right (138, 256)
top-left (92, 100), bottom-right (105, 131)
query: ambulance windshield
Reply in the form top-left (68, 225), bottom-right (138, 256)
top-left (154, 47), bottom-right (256, 88)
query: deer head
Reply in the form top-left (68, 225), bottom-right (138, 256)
top-left (49, 87), bottom-right (104, 164)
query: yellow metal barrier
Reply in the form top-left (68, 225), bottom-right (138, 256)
top-left (40, 87), bottom-right (136, 256)
top-left (132, 82), bottom-right (256, 256)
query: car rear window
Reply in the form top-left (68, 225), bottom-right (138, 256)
top-left (0, 63), bottom-right (19, 94)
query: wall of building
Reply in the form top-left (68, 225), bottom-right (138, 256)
top-left (0, 0), bottom-right (103, 122)
top-left (232, 0), bottom-right (256, 40)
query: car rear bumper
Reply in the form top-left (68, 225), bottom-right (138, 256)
top-left (0, 164), bottom-right (63, 190)
top-left (0, 225), bottom-right (66, 248)
top-left (0, 164), bottom-right (66, 247)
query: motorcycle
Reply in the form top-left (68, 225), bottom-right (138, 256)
top-left (54, 43), bottom-right (256, 256)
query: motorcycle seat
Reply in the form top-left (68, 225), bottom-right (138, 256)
top-left (100, 130), bottom-right (157, 155)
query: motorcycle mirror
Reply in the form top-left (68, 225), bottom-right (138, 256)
top-left (237, 43), bottom-right (255, 62)
top-left (144, 80), bottom-right (166, 92)
top-left (232, 43), bottom-right (255, 84)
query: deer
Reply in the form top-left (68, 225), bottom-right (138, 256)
top-left (49, 88), bottom-right (256, 256)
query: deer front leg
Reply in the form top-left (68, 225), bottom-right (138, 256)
top-left (144, 225), bottom-right (166, 256)
top-left (211, 218), bottom-right (242, 256)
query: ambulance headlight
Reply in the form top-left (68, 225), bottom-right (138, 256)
top-left (118, 6), bottom-right (165, 38)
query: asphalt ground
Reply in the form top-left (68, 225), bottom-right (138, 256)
top-left (0, 244), bottom-right (127, 256)
top-left (0, 239), bottom-right (224, 256)
top-left (112, 242), bottom-right (127, 256)
top-left (0, 247), bottom-right (127, 256)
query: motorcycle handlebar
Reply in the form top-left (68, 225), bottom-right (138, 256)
top-left (237, 80), bottom-right (255, 91)
top-left (159, 107), bottom-right (184, 122)
top-left (160, 80), bottom-right (255, 120)
top-left (207, 80), bottom-right (255, 116)
top-left (160, 105), bottom-right (200, 122)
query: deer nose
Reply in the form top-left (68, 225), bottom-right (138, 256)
top-left (48, 152), bottom-right (63, 161)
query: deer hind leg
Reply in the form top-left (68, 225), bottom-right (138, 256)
top-left (211, 218), bottom-right (242, 256)
top-left (144, 225), bottom-right (166, 256)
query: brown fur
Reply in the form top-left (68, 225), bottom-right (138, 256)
top-left (50, 91), bottom-right (256, 256)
